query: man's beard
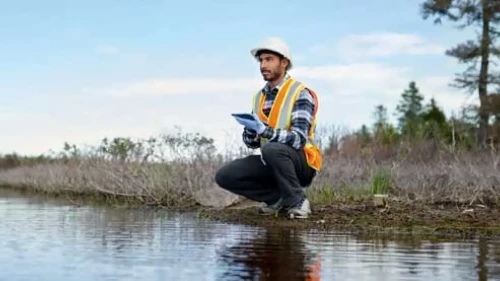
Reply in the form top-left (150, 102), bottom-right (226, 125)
top-left (262, 70), bottom-right (280, 81)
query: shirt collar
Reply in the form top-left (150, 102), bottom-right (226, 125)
top-left (263, 73), bottom-right (291, 94)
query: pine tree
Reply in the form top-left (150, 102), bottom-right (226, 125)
top-left (373, 104), bottom-right (389, 131)
top-left (372, 104), bottom-right (398, 145)
top-left (420, 0), bottom-right (500, 146)
top-left (421, 97), bottom-right (449, 139)
top-left (356, 124), bottom-right (371, 146)
top-left (422, 97), bottom-right (447, 125)
top-left (395, 81), bottom-right (425, 138)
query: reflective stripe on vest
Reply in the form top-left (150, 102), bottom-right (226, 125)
top-left (252, 78), bottom-right (305, 147)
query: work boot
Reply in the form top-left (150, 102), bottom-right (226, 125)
top-left (287, 198), bottom-right (311, 219)
top-left (258, 198), bottom-right (283, 215)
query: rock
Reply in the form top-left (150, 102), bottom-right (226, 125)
top-left (228, 200), bottom-right (262, 210)
top-left (192, 185), bottom-right (243, 208)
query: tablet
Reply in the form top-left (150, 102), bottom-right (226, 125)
top-left (231, 113), bottom-right (257, 121)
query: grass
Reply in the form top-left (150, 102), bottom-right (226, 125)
top-left (371, 168), bottom-right (391, 195)
top-left (305, 184), bottom-right (373, 204)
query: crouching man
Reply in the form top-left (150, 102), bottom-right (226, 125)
top-left (214, 37), bottom-right (323, 219)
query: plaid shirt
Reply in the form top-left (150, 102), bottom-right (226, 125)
top-left (242, 74), bottom-right (316, 150)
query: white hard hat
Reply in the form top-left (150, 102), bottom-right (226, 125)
top-left (250, 37), bottom-right (293, 70)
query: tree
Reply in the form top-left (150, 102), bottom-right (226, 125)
top-left (422, 97), bottom-right (447, 125)
top-left (372, 104), bottom-right (399, 145)
top-left (373, 104), bottom-right (389, 131)
top-left (420, 0), bottom-right (500, 146)
top-left (395, 81), bottom-right (425, 138)
top-left (355, 124), bottom-right (372, 146)
top-left (421, 97), bottom-right (450, 139)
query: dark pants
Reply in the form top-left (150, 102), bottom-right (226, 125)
top-left (214, 142), bottom-right (316, 207)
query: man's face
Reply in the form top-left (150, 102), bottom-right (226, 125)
top-left (258, 52), bottom-right (286, 81)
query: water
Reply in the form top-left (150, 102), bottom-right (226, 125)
top-left (1, 189), bottom-right (500, 281)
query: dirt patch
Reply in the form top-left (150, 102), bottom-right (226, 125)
top-left (198, 198), bottom-right (500, 238)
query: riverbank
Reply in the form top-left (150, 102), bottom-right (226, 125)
top-left (200, 198), bottom-right (500, 238)
top-left (2, 184), bottom-right (500, 238)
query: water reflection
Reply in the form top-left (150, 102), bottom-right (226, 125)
top-left (217, 228), bottom-right (321, 280)
top-left (1, 188), bottom-right (500, 281)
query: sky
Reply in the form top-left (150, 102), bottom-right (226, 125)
top-left (0, 0), bottom-right (481, 156)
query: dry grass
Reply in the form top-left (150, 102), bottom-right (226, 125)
top-left (0, 157), bottom-right (224, 207)
top-left (309, 149), bottom-right (500, 205)
top-left (1, 126), bottom-right (500, 208)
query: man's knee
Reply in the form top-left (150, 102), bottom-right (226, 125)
top-left (214, 165), bottom-right (231, 189)
top-left (214, 161), bottom-right (240, 191)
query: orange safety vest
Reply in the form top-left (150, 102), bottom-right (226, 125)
top-left (306, 259), bottom-right (321, 281)
top-left (252, 77), bottom-right (323, 171)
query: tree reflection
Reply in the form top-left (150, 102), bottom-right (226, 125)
top-left (477, 237), bottom-right (488, 281)
top-left (216, 227), bottom-right (321, 281)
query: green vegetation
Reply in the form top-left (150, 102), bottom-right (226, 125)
top-left (371, 168), bottom-right (391, 195)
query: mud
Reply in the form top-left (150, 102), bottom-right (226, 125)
top-left (198, 198), bottom-right (500, 238)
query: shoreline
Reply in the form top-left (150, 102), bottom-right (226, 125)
top-left (2, 185), bottom-right (500, 238)
top-left (199, 199), bottom-right (500, 239)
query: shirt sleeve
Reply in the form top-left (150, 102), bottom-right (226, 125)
top-left (242, 128), bottom-right (261, 149)
top-left (259, 88), bottom-right (316, 150)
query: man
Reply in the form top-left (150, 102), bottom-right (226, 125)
top-left (215, 37), bottom-right (322, 219)
top-left (217, 227), bottom-right (321, 280)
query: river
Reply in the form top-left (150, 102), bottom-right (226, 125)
top-left (1, 188), bottom-right (499, 281)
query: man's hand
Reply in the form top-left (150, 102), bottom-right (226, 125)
top-left (234, 114), bottom-right (266, 134)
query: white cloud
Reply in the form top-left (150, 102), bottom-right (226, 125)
top-left (291, 64), bottom-right (470, 128)
top-left (100, 63), bottom-right (411, 100)
top-left (292, 63), bottom-right (411, 98)
top-left (309, 32), bottom-right (445, 60)
top-left (417, 76), bottom-right (478, 110)
top-left (102, 77), bottom-right (262, 97)
top-left (95, 45), bottom-right (119, 55)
